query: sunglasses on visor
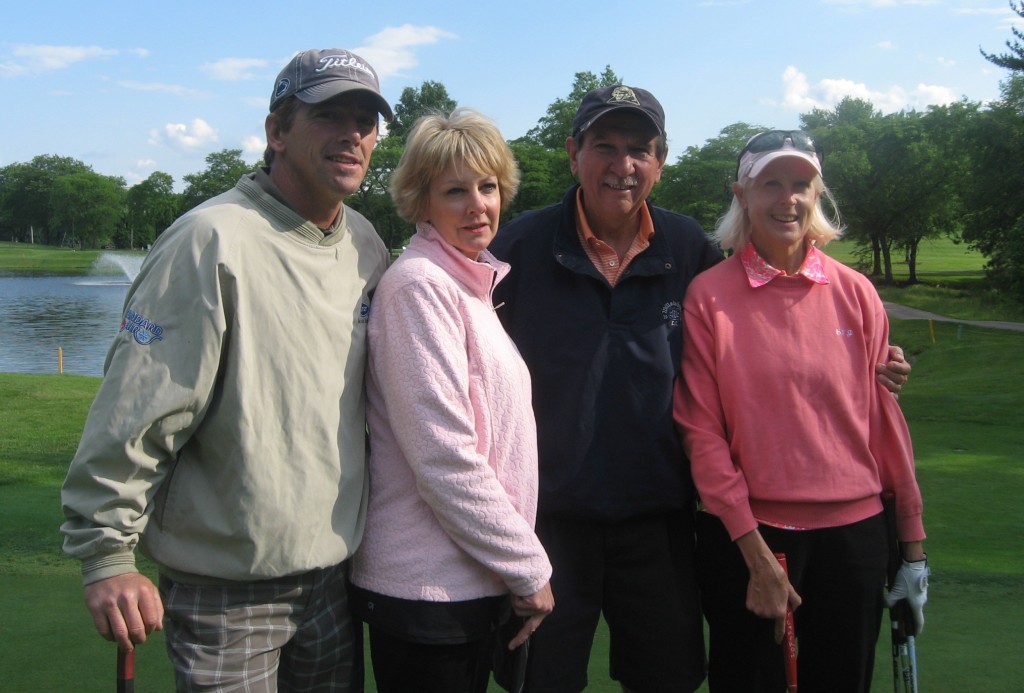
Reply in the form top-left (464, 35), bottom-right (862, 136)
top-left (743, 130), bottom-right (816, 155)
top-left (736, 130), bottom-right (822, 178)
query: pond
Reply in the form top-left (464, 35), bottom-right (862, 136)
top-left (0, 254), bottom-right (142, 377)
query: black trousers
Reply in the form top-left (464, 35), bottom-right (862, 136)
top-left (696, 511), bottom-right (889, 693)
top-left (367, 625), bottom-right (494, 693)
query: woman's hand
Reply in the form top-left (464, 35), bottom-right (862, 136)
top-left (736, 530), bottom-right (802, 642)
top-left (507, 582), bottom-right (555, 650)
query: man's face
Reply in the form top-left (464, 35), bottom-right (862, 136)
top-left (567, 111), bottom-right (665, 228)
top-left (267, 91), bottom-right (379, 216)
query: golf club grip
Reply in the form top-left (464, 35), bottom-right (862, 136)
top-left (774, 553), bottom-right (798, 692)
top-left (117, 648), bottom-right (135, 693)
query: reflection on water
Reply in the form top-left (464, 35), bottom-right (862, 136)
top-left (0, 276), bottom-right (129, 377)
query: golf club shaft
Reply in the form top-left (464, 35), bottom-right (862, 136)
top-left (893, 602), bottom-right (918, 693)
top-left (906, 634), bottom-right (919, 693)
top-left (900, 603), bottom-right (919, 693)
top-left (890, 615), bottom-right (902, 693)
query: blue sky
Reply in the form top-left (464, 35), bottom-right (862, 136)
top-left (2, 1), bottom-right (1021, 191)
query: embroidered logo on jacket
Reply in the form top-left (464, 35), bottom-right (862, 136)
top-left (662, 301), bottom-right (682, 327)
top-left (120, 310), bottom-right (164, 345)
top-left (358, 302), bottom-right (370, 323)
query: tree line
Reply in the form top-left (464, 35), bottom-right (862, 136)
top-left (2, 1), bottom-right (1023, 301)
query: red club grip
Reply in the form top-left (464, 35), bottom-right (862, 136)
top-left (775, 553), bottom-right (798, 692)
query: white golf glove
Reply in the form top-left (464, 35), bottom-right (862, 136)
top-left (884, 557), bottom-right (929, 634)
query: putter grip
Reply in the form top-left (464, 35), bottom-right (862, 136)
top-left (774, 553), bottom-right (798, 693)
top-left (117, 648), bottom-right (135, 693)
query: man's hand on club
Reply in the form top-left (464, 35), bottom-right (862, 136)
top-left (885, 557), bottom-right (929, 634)
top-left (84, 573), bottom-right (164, 651)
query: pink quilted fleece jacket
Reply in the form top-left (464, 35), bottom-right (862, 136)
top-left (350, 224), bottom-right (552, 602)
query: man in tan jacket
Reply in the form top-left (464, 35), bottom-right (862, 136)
top-left (61, 48), bottom-right (392, 692)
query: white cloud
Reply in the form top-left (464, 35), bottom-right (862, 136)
top-left (136, 158), bottom-right (157, 168)
top-left (1, 44), bottom-right (118, 76)
top-left (241, 134), bottom-right (265, 158)
top-left (777, 65), bottom-right (959, 114)
top-left (354, 24), bottom-right (458, 79)
top-left (779, 66), bottom-right (818, 111)
top-left (201, 57), bottom-right (269, 81)
top-left (118, 80), bottom-right (205, 98)
top-left (153, 119), bottom-right (219, 150)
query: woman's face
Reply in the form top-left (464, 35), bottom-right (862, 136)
top-left (425, 161), bottom-right (501, 260)
top-left (737, 157), bottom-right (820, 259)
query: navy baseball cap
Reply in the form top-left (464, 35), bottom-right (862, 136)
top-left (571, 85), bottom-right (665, 138)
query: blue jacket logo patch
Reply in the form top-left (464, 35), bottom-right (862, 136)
top-left (120, 310), bottom-right (164, 345)
top-left (662, 301), bottom-right (682, 327)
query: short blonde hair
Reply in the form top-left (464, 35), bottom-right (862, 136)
top-left (714, 174), bottom-right (844, 251)
top-left (389, 108), bottom-right (520, 223)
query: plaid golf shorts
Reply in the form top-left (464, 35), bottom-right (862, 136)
top-left (159, 563), bottom-right (362, 692)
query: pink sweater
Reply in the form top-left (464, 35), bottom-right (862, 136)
top-left (350, 224), bottom-right (551, 602)
top-left (674, 246), bottom-right (925, 544)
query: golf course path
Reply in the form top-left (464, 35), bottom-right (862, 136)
top-left (884, 302), bottom-right (1024, 332)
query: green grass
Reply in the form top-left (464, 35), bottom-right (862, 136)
top-left (2, 239), bottom-right (1023, 690)
top-left (0, 240), bottom-right (105, 275)
top-left (824, 235), bottom-right (988, 275)
top-left (823, 236), bottom-right (1024, 323)
top-left (2, 321), bottom-right (1022, 691)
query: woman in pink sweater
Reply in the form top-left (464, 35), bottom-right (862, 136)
top-left (349, 108), bottom-right (553, 693)
top-left (673, 131), bottom-right (928, 693)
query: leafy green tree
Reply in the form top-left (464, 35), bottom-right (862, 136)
top-left (386, 81), bottom-right (457, 143)
top-left (960, 73), bottom-right (1024, 301)
top-left (804, 100), bottom-right (966, 283)
top-left (179, 149), bottom-right (256, 213)
top-left (980, 0), bottom-right (1024, 71)
top-left (0, 155), bottom-right (92, 244)
top-left (524, 67), bottom-right (622, 149)
top-left (654, 122), bottom-right (763, 230)
top-left (124, 171), bottom-right (179, 248)
top-left (49, 171), bottom-right (127, 249)
top-left (504, 141), bottom-right (573, 221)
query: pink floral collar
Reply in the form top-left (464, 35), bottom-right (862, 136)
top-left (739, 242), bottom-right (830, 287)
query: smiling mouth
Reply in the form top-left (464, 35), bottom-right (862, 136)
top-left (772, 214), bottom-right (799, 223)
top-left (327, 154), bottom-right (360, 166)
top-left (606, 177), bottom-right (638, 191)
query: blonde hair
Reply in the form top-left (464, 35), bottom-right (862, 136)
top-left (389, 108), bottom-right (520, 223)
top-left (714, 174), bottom-right (845, 251)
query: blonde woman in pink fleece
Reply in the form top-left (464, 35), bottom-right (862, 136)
top-left (349, 108), bottom-right (553, 693)
top-left (674, 131), bottom-right (927, 693)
